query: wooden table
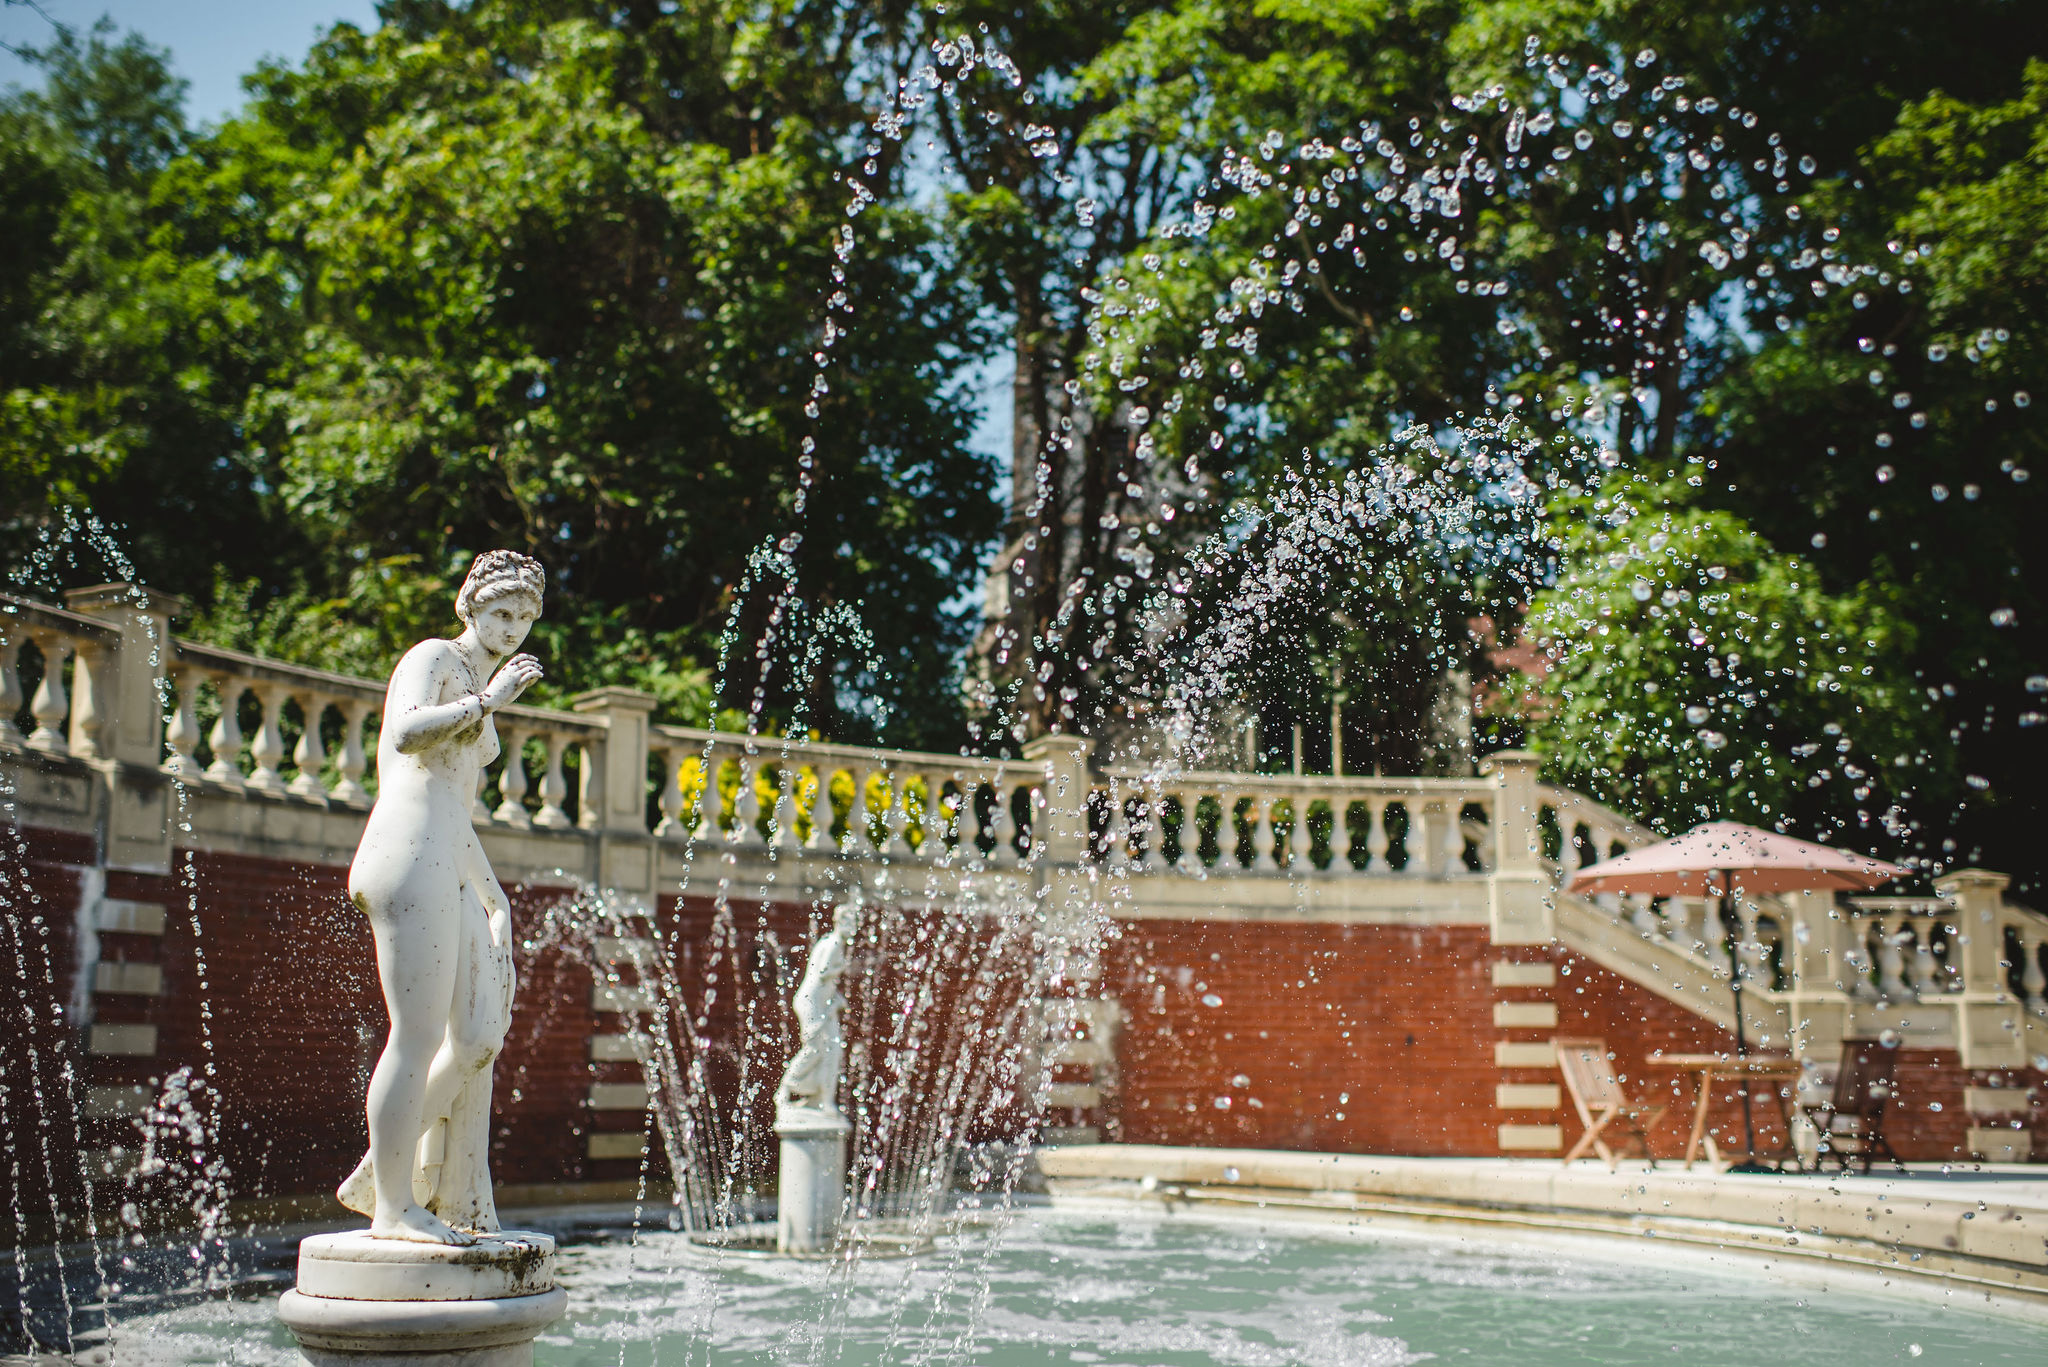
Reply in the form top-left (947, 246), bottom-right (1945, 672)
top-left (1650, 1053), bottom-right (1805, 1170)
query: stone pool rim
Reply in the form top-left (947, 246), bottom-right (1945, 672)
top-left (1033, 1143), bottom-right (2048, 1319)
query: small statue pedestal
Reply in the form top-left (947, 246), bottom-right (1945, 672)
top-left (776, 1108), bottom-right (851, 1255)
top-left (277, 1231), bottom-right (568, 1366)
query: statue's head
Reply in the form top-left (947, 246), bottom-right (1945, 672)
top-left (832, 896), bottom-right (861, 939)
top-left (456, 549), bottom-right (545, 656)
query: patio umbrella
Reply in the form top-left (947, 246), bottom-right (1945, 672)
top-left (1564, 821), bottom-right (1905, 1168)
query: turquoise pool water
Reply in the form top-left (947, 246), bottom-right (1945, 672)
top-left (114, 1206), bottom-right (2042, 1365)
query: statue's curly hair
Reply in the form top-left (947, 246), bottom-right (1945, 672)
top-left (455, 549), bottom-right (545, 622)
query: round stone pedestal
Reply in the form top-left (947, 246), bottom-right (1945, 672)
top-left (277, 1231), bottom-right (566, 1367)
top-left (776, 1109), bottom-right (851, 1255)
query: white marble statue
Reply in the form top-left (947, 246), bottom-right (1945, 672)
top-left (776, 900), bottom-right (858, 1125)
top-left (336, 550), bottom-right (545, 1245)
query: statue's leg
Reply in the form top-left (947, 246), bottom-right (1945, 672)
top-left (355, 855), bottom-right (470, 1245)
top-left (421, 879), bottom-right (514, 1232)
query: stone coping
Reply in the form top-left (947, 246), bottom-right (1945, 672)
top-left (1035, 1144), bottom-right (2048, 1309)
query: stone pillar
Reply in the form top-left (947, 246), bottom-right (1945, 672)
top-left (64, 584), bottom-right (185, 874)
top-left (775, 1111), bottom-right (851, 1255)
top-left (1936, 868), bottom-right (2025, 1069)
top-left (1482, 750), bottom-right (1552, 945)
top-left (277, 1231), bottom-right (567, 1366)
top-left (570, 686), bottom-right (659, 898)
top-left (1021, 734), bottom-right (1100, 989)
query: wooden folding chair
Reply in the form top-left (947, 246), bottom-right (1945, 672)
top-left (1556, 1037), bottom-right (1666, 1169)
top-left (1802, 1038), bottom-right (1906, 1174)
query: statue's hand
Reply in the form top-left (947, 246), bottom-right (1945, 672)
top-left (481, 654), bottom-right (542, 712)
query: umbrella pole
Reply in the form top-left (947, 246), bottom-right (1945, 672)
top-left (1723, 882), bottom-right (1762, 1169)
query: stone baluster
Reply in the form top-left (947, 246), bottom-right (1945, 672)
top-left (1465, 796), bottom-right (1495, 872)
top-left (288, 693), bottom-right (330, 801)
top-left (205, 675), bottom-right (247, 789)
top-left (0, 632), bottom-right (22, 749)
top-left (1105, 789), bottom-right (1133, 870)
top-left (245, 684), bottom-right (289, 794)
top-left (162, 667), bottom-right (204, 777)
top-left (652, 746), bottom-right (686, 837)
top-left (1701, 893), bottom-right (1730, 964)
top-left (1408, 803), bottom-right (1436, 878)
top-left (1909, 917), bottom-right (1941, 997)
top-left (1875, 914), bottom-right (1910, 999)
top-left (1441, 801), bottom-right (1465, 877)
top-left (533, 730), bottom-right (573, 829)
top-left (770, 761), bottom-right (802, 851)
top-left (1365, 799), bottom-right (1391, 873)
top-left (839, 766), bottom-right (870, 855)
top-left (727, 748), bottom-right (764, 846)
top-left (986, 779), bottom-right (1015, 866)
top-left (65, 643), bottom-right (105, 759)
top-left (1242, 791), bottom-right (1275, 871)
top-left (493, 724), bottom-right (532, 828)
top-left (1628, 893), bottom-right (1660, 937)
top-left (25, 631), bottom-right (72, 756)
top-left (883, 769), bottom-right (916, 858)
top-left (1286, 794), bottom-right (1314, 870)
top-left (2020, 928), bottom-right (2047, 1012)
top-left (332, 700), bottom-right (373, 805)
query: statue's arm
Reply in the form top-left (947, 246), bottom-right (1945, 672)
top-left (383, 643), bottom-right (486, 755)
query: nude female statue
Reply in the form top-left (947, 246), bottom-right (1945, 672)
top-left (336, 550), bottom-right (545, 1245)
top-left (776, 899), bottom-right (857, 1124)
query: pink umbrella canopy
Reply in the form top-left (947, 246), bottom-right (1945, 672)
top-left (1564, 820), bottom-right (1906, 898)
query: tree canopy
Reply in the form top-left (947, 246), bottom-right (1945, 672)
top-left (3, 0), bottom-right (2043, 887)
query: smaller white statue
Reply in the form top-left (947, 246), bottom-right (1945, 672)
top-left (776, 899), bottom-right (858, 1126)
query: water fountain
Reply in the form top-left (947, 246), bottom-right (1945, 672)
top-left (3, 9), bottom-right (2047, 1365)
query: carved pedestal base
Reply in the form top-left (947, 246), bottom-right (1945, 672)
top-left (277, 1231), bottom-right (567, 1366)
top-left (776, 1108), bottom-right (851, 1255)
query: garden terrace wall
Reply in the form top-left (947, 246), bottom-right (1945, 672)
top-left (4, 580), bottom-right (2046, 1245)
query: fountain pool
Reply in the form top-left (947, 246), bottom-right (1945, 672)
top-left (79, 1205), bottom-right (2043, 1366)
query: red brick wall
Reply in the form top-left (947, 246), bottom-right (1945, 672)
top-left (8, 814), bottom-right (2042, 1249)
top-left (1104, 922), bottom-right (1505, 1155)
top-left (0, 824), bottom-right (94, 1245)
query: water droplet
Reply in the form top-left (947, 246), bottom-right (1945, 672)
top-left (2015, 390), bottom-right (2032, 408)
top-left (1876, 465), bottom-right (1895, 483)
top-left (1201, 992), bottom-right (1223, 1007)
top-left (1990, 608), bottom-right (2017, 627)
top-left (1927, 344), bottom-right (1948, 361)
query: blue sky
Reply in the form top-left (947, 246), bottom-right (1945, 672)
top-left (0, 1), bottom-right (379, 123)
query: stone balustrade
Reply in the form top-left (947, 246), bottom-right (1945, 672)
top-left (8, 581), bottom-right (2047, 1071)
top-left (1093, 770), bottom-right (1499, 877)
top-left (646, 727), bottom-right (1033, 866)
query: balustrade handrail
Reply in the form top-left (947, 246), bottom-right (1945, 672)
top-left (1098, 767), bottom-right (1496, 796)
top-left (0, 593), bottom-right (120, 645)
top-left (1534, 782), bottom-right (1662, 848)
top-left (649, 723), bottom-right (1014, 778)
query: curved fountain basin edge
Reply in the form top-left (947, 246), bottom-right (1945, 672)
top-left (1035, 1144), bottom-right (2048, 1313)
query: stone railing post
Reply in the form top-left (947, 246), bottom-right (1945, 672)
top-left (64, 584), bottom-right (186, 873)
top-left (1482, 750), bottom-right (1551, 945)
top-left (571, 687), bottom-right (658, 899)
top-left (1022, 733), bottom-right (1099, 990)
top-left (1939, 869), bottom-right (2011, 996)
top-left (1934, 869), bottom-right (2024, 1068)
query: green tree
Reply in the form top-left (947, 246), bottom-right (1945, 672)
top-left (0, 22), bottom-right (304, 595)
top-left (1510, 480), bottom-right (1936, 846)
